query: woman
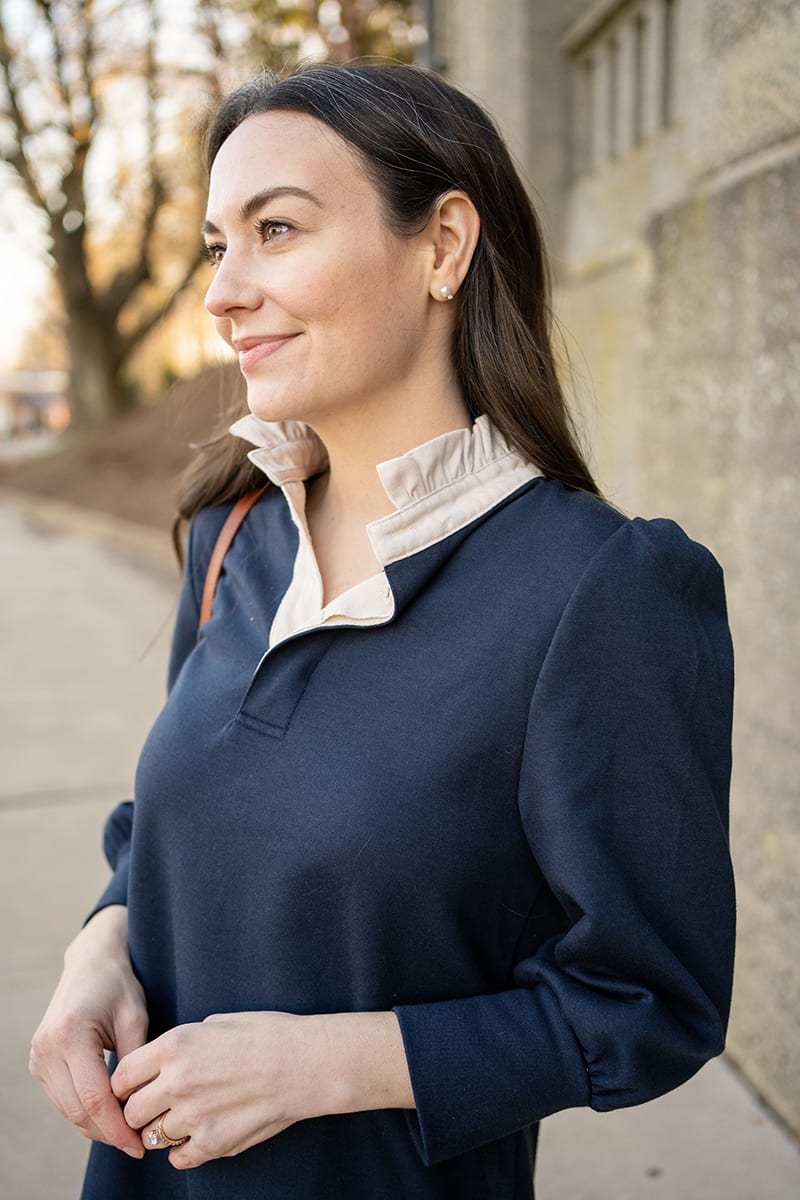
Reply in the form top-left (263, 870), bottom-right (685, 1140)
top-left (31, 63), bottom-right (736, 1199)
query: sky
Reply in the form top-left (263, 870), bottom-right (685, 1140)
top-left (0, 0), bottom-right (209, 371)
top-left (1, 0), bottom-right (58, 368)
top-left (0, 187), bottom-right (51, 369)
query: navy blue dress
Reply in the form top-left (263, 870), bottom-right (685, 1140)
top-left (81, 477), bottom-right (735, 1199)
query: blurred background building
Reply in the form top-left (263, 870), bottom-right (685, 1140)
top-left (435, 0), bottom-right (800, 1138)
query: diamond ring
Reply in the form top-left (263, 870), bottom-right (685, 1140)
top-left (146, 1111), bottom-right (189, 1148)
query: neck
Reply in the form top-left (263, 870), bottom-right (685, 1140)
top-left (307, 379), bottom-right (471, 528)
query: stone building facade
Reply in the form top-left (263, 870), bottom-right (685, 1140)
top-left (437, 0), bottom-right (800, 1134)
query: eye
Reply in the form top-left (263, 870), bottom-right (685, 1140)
top-left (255, 217), bottom-right (292, 243)
top-left (202, 242), bottom-right (225, 267)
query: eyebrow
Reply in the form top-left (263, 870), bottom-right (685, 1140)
top-left (201, 186), bottom-right (323, 236)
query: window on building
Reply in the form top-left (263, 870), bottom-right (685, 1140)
top-left (566, 0), bottom-right (683, 177)
top-left (662, 0), bottom-right (678, 127)
top-left (608, 35), bottom-right (620, 160)
top-left (633, 10), bottom-right (648, 147)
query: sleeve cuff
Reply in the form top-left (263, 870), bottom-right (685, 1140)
top-left (392, 986), bottom-right (590, 1166)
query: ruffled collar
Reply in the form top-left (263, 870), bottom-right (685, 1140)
top-left (229, 412), bottom-right (541, 567)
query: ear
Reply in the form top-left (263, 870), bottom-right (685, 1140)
top-left (427, 191), bottom-right (480, 304)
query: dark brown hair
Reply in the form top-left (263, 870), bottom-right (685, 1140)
top-left (176, 61), bottom-right (599, 554)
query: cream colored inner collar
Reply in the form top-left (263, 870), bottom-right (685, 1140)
top-left (230, 412), bottom-right (541, 569)
top-left (228, 412), bottom-right (542, 648)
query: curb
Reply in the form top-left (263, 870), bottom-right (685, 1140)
top-left (0, 488), bottom-right (179, 574)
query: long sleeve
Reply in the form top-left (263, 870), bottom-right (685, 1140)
top-left (86, 511), bottom-right (223, 921)
top-left (393, 517), bottom-right (735, 1166)
top-left (165, 516), bottom-right (206, 694)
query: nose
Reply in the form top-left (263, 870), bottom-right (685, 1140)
top-left (204, 249), bottom-right (262, 319)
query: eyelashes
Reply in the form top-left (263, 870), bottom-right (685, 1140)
top-left (201, 243), bottom-right (225, 266)
top-left (254, 217), bottom-right (292, 242)
top-left (202, 219), bottom-right (293, 267)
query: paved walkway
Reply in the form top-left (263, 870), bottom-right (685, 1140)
top-left (1, 492), bottom-right (798, 1199)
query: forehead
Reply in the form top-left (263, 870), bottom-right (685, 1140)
top-left (206, 110), bottom-right (377, 220)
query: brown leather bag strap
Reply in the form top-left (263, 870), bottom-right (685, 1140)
top-left (198, 488), bottom-right (267, 627)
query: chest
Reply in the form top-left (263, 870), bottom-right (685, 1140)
top-left (136, 570), bottom-right (549, 903)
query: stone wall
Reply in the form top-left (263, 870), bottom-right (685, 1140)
top-left (639, 154), bottom-right (800, 1132)
top-left (440, 0), bottom-right (586, 245)
top-left (442, 0), bottom-right (800, 1133)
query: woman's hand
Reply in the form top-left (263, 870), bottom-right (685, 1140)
top-left (112, 1009), bottom-right (414, 1169)
top-left (29, 904), bottom-right (148, 1159)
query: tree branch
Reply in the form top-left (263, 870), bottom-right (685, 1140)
top-left (99, 0), bottom-right (165, 316)
top-left (32, 0), bottom-right (73, 127)
top-left (121, 248), bottom-right (205, 359)
top-left (0, 9), bottom-right (48, 213)
top-left (79, 0), bottom-right (98, 130)
top-left (98, 223), bottom-right (162, 321)
top-left (196, 0), bottom-right (225, 106)
top-left (140, 0), bottom-right (164, 268)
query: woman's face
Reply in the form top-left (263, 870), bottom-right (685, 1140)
top-left (203, 110), bottom-right (438, 428)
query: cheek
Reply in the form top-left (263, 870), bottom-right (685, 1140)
top-left (288, 236), bottom-right (427, 361)
top-left (213, 316), bottom-right (232, 345)
top-left (302, 275), bottom-right (389, 344)
top-left (343, 254), bottom-right (425, 334)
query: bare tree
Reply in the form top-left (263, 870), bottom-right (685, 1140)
top-left (237, 1), bottom-right (429, 76)
top-left (0, 0), bottom-right (222, 425)
top-left (0, 0), bottom-right (429, 427)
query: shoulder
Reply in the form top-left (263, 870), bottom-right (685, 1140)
top-left (184, 486), bottom-right (279, 589)
top-left (524, 487), bottom-right (732, 700)
top-left (510, 478), bottom-right (626, 566)
top-left (188, 498), bottom-right (239, 551)
top-left (517, 490), bottom-right (734, 777)
top-left (508, 478), bottom-right (724, 597)
top-left (488, 482), bottom-right (730, 681)
top-left (182, 500), bottom-right (239, 606)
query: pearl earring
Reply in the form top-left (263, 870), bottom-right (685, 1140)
top-left (439, 285), bottom-right (455, 301)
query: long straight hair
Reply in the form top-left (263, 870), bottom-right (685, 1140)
top-left (176, 61), bottom-right (599, 549)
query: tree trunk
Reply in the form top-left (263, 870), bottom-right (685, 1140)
top-left (63, 300), bottom-right (131, 427)
top-left (51, 220), bottom-right (132, 427)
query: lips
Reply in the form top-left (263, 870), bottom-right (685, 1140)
top-left (234, 335), bottom-right (299, 372)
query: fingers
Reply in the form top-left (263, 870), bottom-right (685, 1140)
top-left (70, 1040), bottom-right (145, 1156)
top-left (119, 1076), bottom-right (168, 1135)
top-left (112, 1022), bottom-right (200, 1114)
top-left (111, 1040), bottom-right (160, 1104)
top-left (141, 1112), bottom-right (199, 1170)
top-left (34, 1058), bottom-right (109, 1144)
top-left (157, 1115), bottom-right (293, 1171)
top-left (141, 1110), bottom-right (190, 1153)
top-left (166, 1129), bottom-right (214, 1171)
top-left (138, 1109), bottom-right (237, 1171)
top-left (30, 1024), bottom-right (144, 1158)
top-left (113, 1029), bottom-right (187, 1129)
top-left (168, 1141), bottom-right (196, 1170)
top-left (29, 911), bottom-right (150, 1157)
top-left (114, 1015), bottom-right (302, 1169)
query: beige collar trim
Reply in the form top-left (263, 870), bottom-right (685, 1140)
top-left (229, 413), bottom-right (541, 568)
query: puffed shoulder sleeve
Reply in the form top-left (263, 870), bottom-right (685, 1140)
top-left (86, 513), bottom-right (220, 921)
top-left (393, 517), bottom-right (736, 1165)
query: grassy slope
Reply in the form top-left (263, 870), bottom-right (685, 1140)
top-left (0, 366), bottom-right (244, 532)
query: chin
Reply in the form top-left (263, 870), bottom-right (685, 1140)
top-left (243, 383), bottom-right (310, 427)
top-left (244, 378), bottom-right (351, 431)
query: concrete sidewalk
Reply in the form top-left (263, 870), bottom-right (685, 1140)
top-left (1, 492), bottom-right (797, 1199)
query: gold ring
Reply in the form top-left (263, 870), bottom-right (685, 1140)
top-left (146, 1111), bottom-right (189, 1148)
